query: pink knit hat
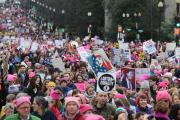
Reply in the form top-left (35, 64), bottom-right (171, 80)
top-left (50, 90), bottom-right (62, 100)
top-left (76, 94), bottom-right (89, 104)
top-left (158, 81), bottom-right (169, 88)
top-left (29, 72), bottom-right (36, 78)
top-left (7, 74), bottom-right (16, 82)
top-left (114, 94), bottom-right (126, 99)
top-left (156, 90), bottom-right (172, 102)
top-left (65, 97), bottom-right (80, 108)
top-left (84, 114), bottom-right (105, 120)
top-left (15, 96), bottom-right (31, 107)
top-left (80, 104), bottom-right (93, 114)
top-left (140, 74), bottom-right (150, 81)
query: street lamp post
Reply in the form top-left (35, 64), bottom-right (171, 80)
top-left (87, 12), bottom-right (92, 36)
top-left (158, 1), bottom-right (164, 41)
top-left (53, 8), bottom-right (56, 26)
top-left (134, 12), bottom-right (141, 40)
top-left (176, 0), bottom-right (180, 44)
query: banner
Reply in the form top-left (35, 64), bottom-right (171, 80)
top-left (121, 68), bottom-right (136, 90)
top-left (135, 68), bottom-right (150, 82)
top-left (143, 40), bottom-right (157, 54)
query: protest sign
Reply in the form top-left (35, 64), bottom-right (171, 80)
top-left (51, 57), bottom-right (65, 72)
top-left (150, 59), bottom-right (162, 70)
top-left (121, 68), bottom-right (136, 90)
top-left (143, 40), bottom-right (157, 54)
top-left (166, 42), bottom-right (176, 51)
top-left (55, 40), bottom-right (64, 47)
top-left (30, 42), bottom-right (39, 52)
top-left (167, 55), bottom-right (176, 64)
top-left (75, 83), bottom-right (86, 93)
top-left (19, 38), bottom-right (31, 51)
top-left (175, 47), bottom-right (180, 58)
top-left (112, 48), bottom-right (131, 66)
top-left (77, 46), bottom-right (91, 62)
top-left (87, 49), bottom-right (115, 76)
top-left (94, 39), bottom-right (104, 45)
top-left (157, 52), bottom-right (168, 65)
top-left (97, 73), bottom-right (116, 93)
top-left (135, 68), bottom-right (150, 82)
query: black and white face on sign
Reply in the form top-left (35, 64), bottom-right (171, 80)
top-left (98, 74), bottom-right (116, 92)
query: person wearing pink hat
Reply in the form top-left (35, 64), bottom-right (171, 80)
top-left (84, 114), bottom-right (105, 120)
top-left (5, 96), bottom-right (40, 120)
top-left (80, 104), bottom-right (94, 115)
top-left (59, 97), bottom-right (84, 120)
top-left (154, 90), bottom-right (172, 120)
top-left (135, 94), bottom-right (153, 115)
top-left (50, 90), bottom-right (62, 119)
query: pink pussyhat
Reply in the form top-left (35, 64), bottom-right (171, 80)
top-left (114, 94), bottom-right (126, 99)
top-left (15, 96), bottom-right (31, 107)
top-left (140, 74), bottom-right (150, 81)
top-left (163, 68), bottom-right (168, 73)
top-left (7, 74), bottom-right (17, 82)
top-left (28, 72), bottom-right (36, 78)
top-left (158, 81), bottom-right (169, 88)
top-left (50, 90), bottom-right (62, 100)
top-left (84, 114), bottom-right (105, 120)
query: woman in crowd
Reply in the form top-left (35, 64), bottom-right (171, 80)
top-left (32, 96), bottom-right (57, 120)
top-left (136, 94), bottom-right (153, 114)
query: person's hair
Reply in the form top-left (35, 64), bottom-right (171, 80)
top-left (79, 62), bottom-right (87, 68)
top-left (135, 112), bottom-right (145, 119)
top-left (34, 96), bottom-right (48, 110)
top-left (114, 109), bottom-right (127, 120)
top-left (42, 80), bottom-right (49, 92)
top-left (6, 94), bottom-right (15, 103)
top-left (169, 104), bottom-right (180, 120)
top-left (74, 74), bottom-right (83, 83)
top-left (172, 93), bottom-right (180, 102)
top-left (154, 101), bottom-right (169, 114)
top-left (114, 98), bottom-right (130, 108)
top-left (85, 85), bottom-right (95, 92)
top-left (35, 74), bottom-right (43, 89)
top-left (16, 92), bottom-right (28, 99)
top-left (72, 89), bottom-right (81, 96)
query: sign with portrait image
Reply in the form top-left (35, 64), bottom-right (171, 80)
top-left (97, 73), bottom-right (116, 93)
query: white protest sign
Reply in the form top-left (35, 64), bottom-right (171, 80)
top-left (112, 48), bottom-right (130, 66)
top-left (123, 49), bottom-right (131, 61)
top-left (51, 57), bottom-right (65, 72)
top-left (143, 40), bottom-right (157, 54)
top-left (30, 42), bottom-right (39, 52)
top-left (77, 47), bottom-right (91, 62)
top-left (135, 68), bottom-right (150, 82)
top-left (55, 40), bottom-right (64, 47)
top-left (19, 38), bottom-right (31, 51)
top-left (94, 39), bottom-right (104, 45)
top-left (167, 55), bottom-right (176, 64)
top-left (166, 43), bottom-right (176, 51)
top-left (150, 59), bottom-right (162, 70)
top-left (175, 47), bottom-right (180, 58)
top-left (97, 72), bottom-right (116, 93)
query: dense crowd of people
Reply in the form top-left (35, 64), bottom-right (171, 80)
top-left (0, 2), bottom-right (180, 120)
